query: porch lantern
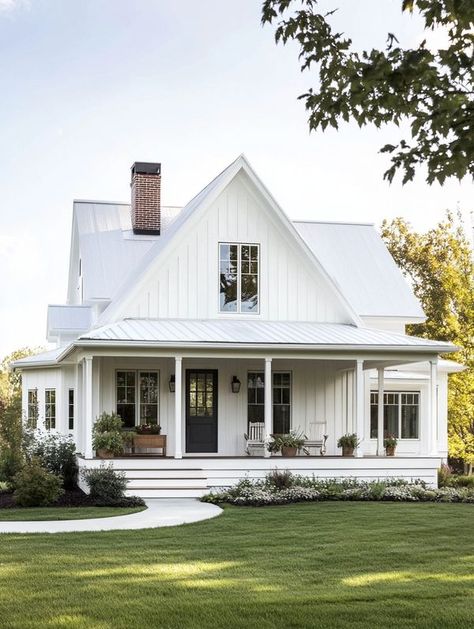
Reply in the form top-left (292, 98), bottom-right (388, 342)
top-left (169, 375), bottom-right (175, 393)
top-left (231, 376), bottom-right (241, 394)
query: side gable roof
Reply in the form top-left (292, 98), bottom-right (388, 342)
top-left (294, 221), bottom-right (425, 320)
top-left (96, 155), bottom-right (363, 327)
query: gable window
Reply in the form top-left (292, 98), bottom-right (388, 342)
top-left (27, 389), bottom-right (38, 429)
top-left (219, 243), bottom-right (259, 313)
top-left (45, 389), bottom-right (56, 430)
top-left (247, 371), bottom-right (291, 433)
top-left (68, 389), bottom-right (74, 430)
top-left (370, 391), bottom-right (420, 439)
top-left (116, 370), bottom-right (159, 428)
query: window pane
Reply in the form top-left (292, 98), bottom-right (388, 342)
top-left (402, 405), bottom-right (419, 438)
top-left (68, 389), bottom-right (74, 430)
top-left (384, 405), bottom-right (399, 438)
top-left (370, 404), bottom-right (377, 438)
top-left (220, 272), bottom-right (238, 312)
top-left (241, 274), bottom-right (258, 312)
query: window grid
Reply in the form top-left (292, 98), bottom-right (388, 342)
top-left (27, 389), bottom-right (38, 429)
top-left (116, 371), bottom-right (160, 428)
top-left (219, 243), bottom-right (259, 313)
top-left (247, 371), bottom-right (291, 433)
top-left (370, 391), bottom-right (420, 439)
top-left (45, 389), bottom-right (56, 431)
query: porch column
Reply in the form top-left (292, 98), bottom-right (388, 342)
top-left (355, 359), bottom-right (364, 458)
top-left (174, 356), bottom-right (183, 459)
top-left (429, 359), bottom-right (438, 455)
top-left (74, 362), bottom-right (81, 451)
top-left (377, 367), bottom-right (385, 456)
top-left (264, 357), bottom-right (272, 458)
top-left (84, 356), bottom-right (93, 459)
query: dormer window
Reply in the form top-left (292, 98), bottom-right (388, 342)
top-left (219, 243), bottom-right (259, 313)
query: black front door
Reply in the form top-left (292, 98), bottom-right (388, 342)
top-left (186, 370), bottom-right (218, 453)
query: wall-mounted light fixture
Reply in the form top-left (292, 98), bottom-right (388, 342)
top-left (169, 375), bottom-right (175, 393)
top-left (231, 376), bottom-right (241, 393)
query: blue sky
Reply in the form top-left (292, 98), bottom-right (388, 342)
top-left (0, 0), bottom-right (472, 355)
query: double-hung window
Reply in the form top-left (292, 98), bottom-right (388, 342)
top-left (370, 391), bottom-right (420, 439)
top-left (27, 389), bottom-right (38, 429)
top-left (68, 389), bottom-right (74, 430)
top-left (219, 243), bottom-right (259, 313)
top-left (116, 371), bottom-right (159, 428)
top-left (247, 372), bottom-right (291, 433)
top-left (45, 389), bottom-right (56, 430)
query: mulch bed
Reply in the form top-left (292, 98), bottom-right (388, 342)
top-left (0, 487), bottom-right (95, 510)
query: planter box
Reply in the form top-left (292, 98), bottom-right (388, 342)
top-left (132, 434), bottom-right (167, 456)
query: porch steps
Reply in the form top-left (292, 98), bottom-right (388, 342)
top-left (119, 467), bottom-right (209, 498)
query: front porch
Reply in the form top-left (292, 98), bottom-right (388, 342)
top-left (69, 346), bottom-right (443, 478)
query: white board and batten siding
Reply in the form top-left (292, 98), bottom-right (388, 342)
top-left (118, 172), bottom-right (352, 324)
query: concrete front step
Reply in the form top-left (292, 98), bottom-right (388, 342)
top-left (125, 487), bottom-right (208, 499)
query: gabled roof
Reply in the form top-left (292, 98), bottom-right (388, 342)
top-left (78, 318), bottom-right (456, 353)
top-left (96, 155), bottom-right (362, 327)
top-left (293, 221), bottom-right (425, 320)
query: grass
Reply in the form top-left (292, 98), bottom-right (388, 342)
top-left (1, 502), bottom-right (473, 628)
top-left (0, 506), bottom-right (146, 521)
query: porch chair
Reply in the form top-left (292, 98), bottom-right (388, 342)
top-left (244, 422), bottom-right (265, 456)
top-left (303, 421), bottom-right (328, 456)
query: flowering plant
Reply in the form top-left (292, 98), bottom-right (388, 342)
top-left (135, 424), bottom-right (161, 435)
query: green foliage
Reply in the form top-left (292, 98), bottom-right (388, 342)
top-left (267, 430), bottom-right (306, 453)
top-left (384, 435), bottom-right (398, 448)
top-left (0, 396), bottom-right (25, 484)
top-left (0, 347), bottom-right (43, 407)
top-left (30, 433), bottom-right (78, 490)
top-left (381, 212), bottom-right (474, 468)
top-left (262, 0), bottom-right (474, 185)
top-left (265, 468), bottom-right (295, 490)
top-left (81, 465), bottom-right (144, 507)
top-left (135, 423), bottom-right (161, 435)
top-left (13, 458), bottom-right (64, 507)
top-left (92, 412), bottom-right (126, 456)
top-left (337, 433), bottom-right (359, 449)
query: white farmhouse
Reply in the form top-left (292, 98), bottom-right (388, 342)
top-left (14, 156), bottom-right (463, 495)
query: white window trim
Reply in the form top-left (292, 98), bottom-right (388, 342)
top-left (218, 242), bottom-right (260, 315)
top-left (115, 369), bottom-right (160, 427)
top-left (369, 389), bottom-right (421, 441)
top-left (44, 388), bottom-right (56, 431)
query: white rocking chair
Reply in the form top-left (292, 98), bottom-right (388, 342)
top-left (244, 422), bottom-right (265, 456)
top-left (303, 421), bottom-right (328, 456)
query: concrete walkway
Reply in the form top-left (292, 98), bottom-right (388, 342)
top-left (0, 499), bottom-right (222, 534)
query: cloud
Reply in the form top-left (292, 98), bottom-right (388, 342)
top-left (0, 0), bottom-right (28, 13)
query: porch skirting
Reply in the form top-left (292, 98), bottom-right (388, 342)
top-left (77, 455), bottom-right (441, 498)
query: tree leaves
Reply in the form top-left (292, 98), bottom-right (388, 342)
top-left (262, 0), bottom-right (474, 184)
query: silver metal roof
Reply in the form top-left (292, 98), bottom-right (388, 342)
top-left (293, 221), bottom-right (425, 319)
top-left (79, 318), bottom-right (454, 352)
top-left (12, 347), bottom-right (65, 368)
top-left (47, 305), bottom-right (92, 339)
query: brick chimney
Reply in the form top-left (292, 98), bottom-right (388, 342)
top-left (131, 162), bottom-right (161, 235)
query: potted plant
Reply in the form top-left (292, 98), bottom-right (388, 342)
top-left (384, 435), bottom-right (398, 456)
top-left (92, 412), bottom-right (126, 458)
top-left (267, 430), bottom-right (306, 457)
top-left (133, 424), bottom-right (166, 455)
top-left (337, 433), bottom-right (359, 457)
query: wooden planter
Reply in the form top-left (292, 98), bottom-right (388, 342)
top-left (97, 448), bottom-right (114, 459)
top-left (341, 446), bottom-right (355, 457)
top-left (132, 434), bottom-right (167, 456)
top-left (281, 446), bottom-right (298, 457)
top-left (386, 446), bottom-right (396, 457)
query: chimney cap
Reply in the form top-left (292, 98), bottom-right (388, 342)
top-left (131, 162), bottom-right (161, 176)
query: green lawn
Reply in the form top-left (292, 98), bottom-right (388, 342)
top-left (1, 502), bottom-right (473, 628)
top-left (0, 506), bottom-right (146, 521)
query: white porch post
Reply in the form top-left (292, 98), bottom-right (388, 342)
top-left (429, 359), bottom-right (438, 455)
top-left (84, 356), bottom-right (93, 459)
top-left (74, 362), bottom-right (81, 451)
top-left (377, 367), bottom-right (385, 456)
top-left (174, 356), bottom-right (183, 459)
top-left (355, 359), bottom-right (364, 458)
top-left (264, 357), bottom-right (272, 458)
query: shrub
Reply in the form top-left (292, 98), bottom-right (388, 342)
top-left (438, 463), bottom-right (453, 487)
top-left (267, 431), bottom-right (306, 454)
top-left (30, 432), bottom-right (78, 489)
top-left (265, 468), bottom-right (295, 490)
top-left (92, 412), bottom-right (126, 456)
top-left (13, 458), bottom-right (64, 507)
top-left (81, 465), bottom-right (145, 507)
top-left (0, 398), bottom-right (25, 484)
top-left (337, 433), bottom-right (359, 449)
top-left (450, 475), bottom-right (474, 489)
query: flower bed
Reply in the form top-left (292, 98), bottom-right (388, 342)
top-left (200, 471), bottom-right (474, 507)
